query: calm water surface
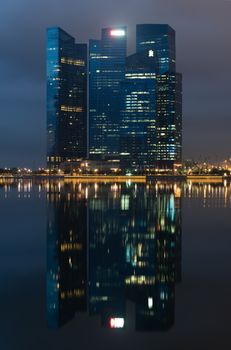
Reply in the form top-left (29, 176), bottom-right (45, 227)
top-left (0, 179), bottom-right (231, 349)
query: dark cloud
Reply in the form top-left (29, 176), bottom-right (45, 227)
top-left (0, 0), bottom-right (230, 167)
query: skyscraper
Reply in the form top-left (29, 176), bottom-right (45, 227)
top-left (136, 24), bottom-right (176, 74)
top-left (134, 24), bottom-right (182, 169)
top-left (89, 27), bottom-right (127, 159)
top-left (120, 50), bottom-right (158, 172)
top-left (156, 72), bottom-right (182, 167)
top-left (46, 27), bottom-right (87, 168)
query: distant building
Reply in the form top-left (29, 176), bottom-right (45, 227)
top-left (120, 24), bottom-right (182, 172)
top-left (46, 27), bottom-right (87, 168)
top-left (89, 27), bottom-right (127, 159)
top-left (136, 24), bottom-right (176, 74)
top-left (46, 24), bottom-right (182, 172)
top-left (120, 50), bottom-right (158, 172)
top-left (60, 158), bottom-right (120, 174)
top-left (155, 72), bottom-right (182, 167)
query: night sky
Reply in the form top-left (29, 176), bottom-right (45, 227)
top-left (0, 0), bottom-right (230, 168)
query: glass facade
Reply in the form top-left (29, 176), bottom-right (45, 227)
top-left (47, 24), bottom-right (182, 171)
top-left (120, 50), bottom-right (158, 172)
top-left (46, 27), bottom-right (87, 168)
top-left (89, 27), bottom-right (127, 159)
top-left (155, 72), bottom-right (182, 166)
top-left (136, 24), bottom-right (176, 74)
top-left (134, 24), bottom-right (182, 168)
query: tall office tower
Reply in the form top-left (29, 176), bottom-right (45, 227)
top-left (136, 24), bottom-right (176, 74)
top-left (47, 27), bottom-right (87, 168)
top-left (120, 50), bottom-right (158, 172)
top-left (89, 27), bottom-right (127, 159)
top-left (136, 24), bottom-right (182, 168)
top-left (156, 72), bottom-right (182, 167)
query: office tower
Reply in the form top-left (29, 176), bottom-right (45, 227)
top-left (89, 27), bottom-right (127, 159)
top-left (156, 72), bottom-right (182, 167)
top-left (135, 24), bottom-right (182, 168)
top-left (47, 27), bottom-right (87, 168)
top-left (120, 50), bottom-right (158, 172)
top-left (136, 24), bottom-right (176, 74)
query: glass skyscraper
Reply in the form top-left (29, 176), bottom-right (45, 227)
top-left (89, 27), bottom-right (127, 159)
top-left (46, 27), bottom-right (87, 168)
top-left (132, 24), bottom-right (182, 169)
top-left (46, 24), bottom-right (182, 171)
top-left (156, 72), bottom-right (182, 166)
top-left (120, 50), bottom-right (158, 172)
top-left (136, 24), bottom-right (176, 74)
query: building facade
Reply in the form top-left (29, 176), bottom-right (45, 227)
top-left (89, 27), bottom-right (127, 159)
top-left (155, 72), bottom-right (182, 167)
top-left (119, 50), bottom-right (158, 172)
top-left (136, 24), bottom-right (176, 74)
top-left (132, 24), bottom-right (182, 169)
top-left (46, 27), bottom-right (87, 168)
top-left (46, 24), bottom-right (182, 171)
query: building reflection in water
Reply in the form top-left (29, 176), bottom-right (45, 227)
top-left (47, 182), bottom-right (87, 328)
top-left (46, 181), bottom-right (182, 331)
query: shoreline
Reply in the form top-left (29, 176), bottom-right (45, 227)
top-left (0, 174), bottom-right (230, 183)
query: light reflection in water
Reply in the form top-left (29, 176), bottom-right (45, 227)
top-left (1, 179), bottom-right (231, 331)
top-left (46, 181), bottom-right (182, 331)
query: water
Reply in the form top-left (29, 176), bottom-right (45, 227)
top-left (0, 179), bottom-right (231, 349)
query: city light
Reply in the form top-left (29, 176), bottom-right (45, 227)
top-left (148, 297), bottom-right (153, 309)
top-left (110, 29), bottom-right (126, 37)
top-left (109, 318), bottom-right (125, 329)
